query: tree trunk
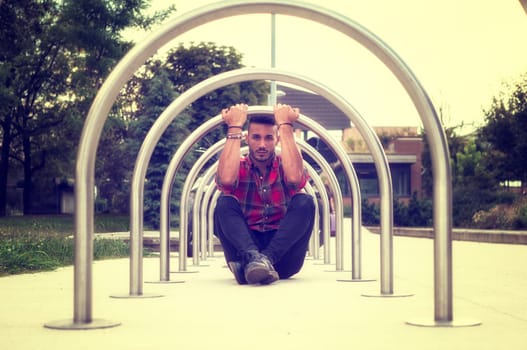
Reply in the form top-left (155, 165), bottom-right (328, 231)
top-left (0, 121), bottom-right (13, 217)
top-left (22, 132), bottom-right (33, 215)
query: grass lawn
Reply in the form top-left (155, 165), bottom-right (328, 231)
top-left (0, 214), bottom-right (131, 276)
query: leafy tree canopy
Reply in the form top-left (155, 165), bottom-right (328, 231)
top-left (0, 0), bottom-right (174, 215)
top-left (479, 73), bottom-right (527, 188)
top-left (124, 42), bottom-right (269, 228)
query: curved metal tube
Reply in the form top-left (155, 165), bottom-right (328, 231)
top-left (187, 139), bottom-right (339, 266)
top-left (248, 106), bottom-right (364, 272)
top-left (159, 117), bottom-right (222, 279)
top-left (160, 107), bottom-right (359, 276)
top-left (199, 174), bottom-right (218, 259)
top-left (296, 138), bottom-right (343, 265)
top-left (179, 140), bottom-right (228, 270)
top-left (191, 158), bottom-right (219, 264)
top-left (208, 190), bottom-right (222, 256)
top-left (72, 0), bottom-right (450, 324)
top-left (178, 137), bottom-right (332, 268)
top-left (147, 69), bottom-right (387, 283)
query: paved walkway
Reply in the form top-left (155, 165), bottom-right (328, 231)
top-left (1, 224), bottom-right (526, 350)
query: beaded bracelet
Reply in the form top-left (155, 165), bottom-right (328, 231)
top-left (226, 133), bottom-right (243, 140)
top-left (227, 125), bottom-right (243, 130)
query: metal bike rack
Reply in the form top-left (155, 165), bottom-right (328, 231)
top-left (48, 0), bottom-right (473, 329)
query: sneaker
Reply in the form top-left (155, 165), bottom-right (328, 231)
top-left (243, 251), bottom-right (278, 285)
top-left (227, 261), bottom-right (247, 285)
top-left (260, 269), bottom-right (279, 285)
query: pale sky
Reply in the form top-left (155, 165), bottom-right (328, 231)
top-left (126, 0), bottom-right (527, 134)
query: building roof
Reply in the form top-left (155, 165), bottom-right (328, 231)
top-left (276, 85), bottom-right (352, 131)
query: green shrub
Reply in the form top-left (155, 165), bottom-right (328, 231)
top-left (406, 193), bottom-right (433, 226)
top-left (514, 204), bottom-right (527, 229)
top-left (361, 199), bottom-right (380, 225)
top-left (453, 187), bottom-right (496, 227)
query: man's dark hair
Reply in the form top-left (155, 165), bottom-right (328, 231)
top-left (248, 114), bottom-right (275, 126)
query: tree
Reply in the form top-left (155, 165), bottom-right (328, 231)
top-left (0, 0), bottom-right (66, 215)
top-left (0, 0), bottom-right (174, 215)
top-left (420, 107), bottom-right (496, 227)
top-left (126, 68), bottom-right (193, 227)
top-left (164, 42), bottom-right (269, 143)
top-left (451, 137), bottom-right (498, 226)
top-left (479, 73), bottom-right (527, 191)
top-left (420, 121), bottom-right (466, 198)
top-left (126, 42), bottom-right (269, 228)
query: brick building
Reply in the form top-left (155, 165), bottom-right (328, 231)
top-left (276, 84), bottom-right (423, 205)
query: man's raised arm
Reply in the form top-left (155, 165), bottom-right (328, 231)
top-left (216, 104), bottom-right (248, 187)
top-left (274, 104), bottom-right (304, 185)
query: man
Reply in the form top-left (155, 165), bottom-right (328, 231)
top-left (214, 103), bottom-right (315, 285)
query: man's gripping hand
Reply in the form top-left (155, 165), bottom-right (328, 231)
top-left (222, 103), bottom-right (248, 127)
top-left (273, 103), bottom-right (300, 125)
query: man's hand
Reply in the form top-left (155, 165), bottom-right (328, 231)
top-left (274, 103), bottom-right (300, 124)
top-left (222, 103), bottom-right (248, 127)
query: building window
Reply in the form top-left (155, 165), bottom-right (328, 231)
top-left (391, 165), bottom-right (411, 197)
top-left (359, 177), bottom-right (379, 197)
top-left (335, 163), bottom-right (411, 198)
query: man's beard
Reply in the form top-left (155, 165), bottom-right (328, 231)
top-left (251, 148), bottom-right (273, 162)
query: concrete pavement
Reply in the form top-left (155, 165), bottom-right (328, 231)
top-left (1, 224), bottom-right (526, 350)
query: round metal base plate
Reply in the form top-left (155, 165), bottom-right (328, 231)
top-left (406, 318), bottom-right (482, 327)
top-left (337, 277), bottom-right (377, 283)
top-left (362, 291), bottom-right (414, 298)
top-left (170, 270), bottom-right (199, 274)
top-left (109, 293), bottom-right (164, 299)
top-left (44, 318), bottom-right (121, 330)
top-left (145, 280), bottom-right (185, 284)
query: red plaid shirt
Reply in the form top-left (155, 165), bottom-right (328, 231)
top-left (216, 154), bottom-right (308, 232)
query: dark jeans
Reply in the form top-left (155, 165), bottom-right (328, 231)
top-left (213, 193), bottom-right (315, 279)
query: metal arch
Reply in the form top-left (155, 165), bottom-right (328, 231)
top-left (184, 136), bottom-right (342, 266)
top-left (208, 190), bottom-right (222, 256)
top-left (166, 111), bottom-right (346, 271)
top-left (199, 173), bottom-right (219, 259)
top-left (249, 106), bottom-right (365, 273)
top-left (186, 155), bottom-right (328, 264)
top-left (157, 107), bottom-right (363, 281)
top-left (132, 69), bottom-right (391, 293)
top-left (179, 139), bottom-right (228, 271)
top-left (159, 117), bottom-right (222, 278)
top-left (191, 154), bottom-right (222, 264)
top-left (295, 138), bottom-right (343, 265)
top-left (68, 0), bottom-right (453, 327)
top-left (188, 147), bottom-right (332, 264)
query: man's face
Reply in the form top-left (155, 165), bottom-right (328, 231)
top-left (246, 122), bottom-right (278, 163)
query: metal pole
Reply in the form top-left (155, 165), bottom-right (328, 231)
top-left (270, 13), bottom-right (277, 105)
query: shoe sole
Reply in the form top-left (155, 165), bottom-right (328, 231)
top-left (245, 266), bottom-right (273, 284)
top-left (260, 271), bottom-right (279, 285)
